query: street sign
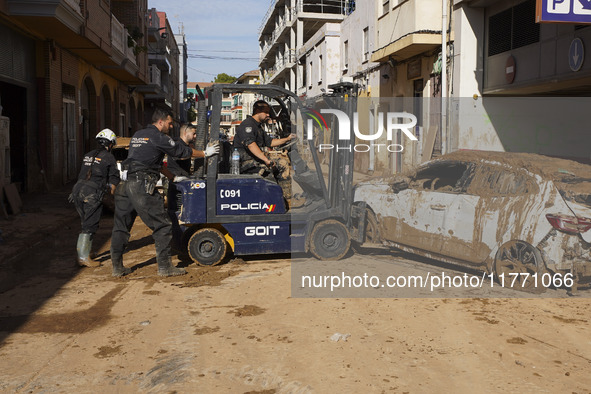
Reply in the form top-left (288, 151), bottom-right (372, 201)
top-left (569, 38), bottom-right (585, 71)
top-left (536, 0), bottom-right (591, 23)
top-left (505, 56), bottom-right (516, 83)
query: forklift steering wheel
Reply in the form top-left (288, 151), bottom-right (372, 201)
top-left (279, 139), bottom-right (298, 151)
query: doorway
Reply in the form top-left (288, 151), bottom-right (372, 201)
top-left (0, 81), bottom-right (27, 190)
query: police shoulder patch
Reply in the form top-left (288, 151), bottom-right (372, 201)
top-left (169, 138), bottom-right (176, 147)
top-left (245, 127), bottom-right (252, 134)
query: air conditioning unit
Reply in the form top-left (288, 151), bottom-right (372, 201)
top-left (0, 116), bottom-right (9, 186)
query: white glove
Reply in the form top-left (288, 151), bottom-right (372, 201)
top-left (173, 176), bottom-right (189, 182)
top-left (204, 141), bottom-right (220, 157)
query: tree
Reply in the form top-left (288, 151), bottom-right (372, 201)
top-left (213, 73), bottom-right (237, 84)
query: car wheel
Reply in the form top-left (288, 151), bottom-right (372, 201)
top-left (309, 219), bottom-right (351, 260)
top-left (364, 209), bottom-right (380, 245)
top-left (188, 228), bottom-right (228, 266)
top-left (494, 240), bottom-right (546, 293)
top-left (352, 208), bottom-right (380, 252)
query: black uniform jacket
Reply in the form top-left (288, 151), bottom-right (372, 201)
top-left (232, 116), bottom-right (273, 163)
top-left (77, 148), bottom-right (120, 189)
top-left (125, 125), bottom-right (192, 175)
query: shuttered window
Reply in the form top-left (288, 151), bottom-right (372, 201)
top-left (488, 0), bottom-right (540, 56)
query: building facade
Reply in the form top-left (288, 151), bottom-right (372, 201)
top-left (453, 0), bottom-right (591, 163)
top-left (138, 9), bottom-right (181, 129)
top-left (230, 70), bottom-right (261, 137)
top-left (259, 0), bottom-right (349, 91)
top-left (0, 0), bottom-right (149, 191)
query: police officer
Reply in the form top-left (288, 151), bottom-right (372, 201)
top-left (72, 129), bottom-right (120, 267)
top-left (110, 108), bottom-right (219, 277)
top-left (233, 100), bottom-right (294, 175)
top-left (165, 123), bottom-right (196, 179)
top-left (162, 123), bottom-right (196, 250)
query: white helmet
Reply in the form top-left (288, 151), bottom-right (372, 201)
top-left (96, 128), bottom-right (117, 145)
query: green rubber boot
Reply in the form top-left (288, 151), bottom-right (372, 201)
top-left (77, 233), bottom-right (100, 268)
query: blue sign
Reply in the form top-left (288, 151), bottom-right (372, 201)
top-left (538, 0), bottom-right (591, 23)
top-left (569, 38), bottom-right (584, 71)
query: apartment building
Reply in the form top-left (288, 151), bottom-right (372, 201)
top-left (0, 0), bottom-right (149, 190)
top-left (175, 28), bottom-right (188, 124)
top-left (259, 0), bottom-right (349, 92)
top-left (138, 9), bottom-right (181, 128)
top-left (230, 70), bottom-right (261, 137)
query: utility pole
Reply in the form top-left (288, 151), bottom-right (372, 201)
top-left (441, 0), bottom-right (447, 154)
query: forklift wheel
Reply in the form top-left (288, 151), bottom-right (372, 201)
top-left (188, 228), bottom-right (228, 266)
top-left (309, 220), bottom-right (351, 261)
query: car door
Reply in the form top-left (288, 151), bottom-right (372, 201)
top-left (381, 162), bottom-right (472, 255)
top-left (441, 163), bottom-right (539, 264)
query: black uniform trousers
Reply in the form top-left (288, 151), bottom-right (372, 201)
top-left (110, 176), bottom-right (172, 266)
top-left (72, 181), bottom-right (104, 234)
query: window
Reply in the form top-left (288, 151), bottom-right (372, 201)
top-left (363, 27), bottom-right (369, 62)
top-left (412, 163), bottom-right (471, 193)
top-left (488, 0), bottom-right (540, 56)
top-left (467, 165), bottom-right (536, 196)
top-left (318, 55), bottom-right (323, 83)
top-left (308, 61), bottom-right (312, 88)
top-left (343, 40), bottom-right (349, 70)
top-left (382, 0), bottom-right (390, 16)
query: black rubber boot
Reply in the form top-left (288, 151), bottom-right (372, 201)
top-left (157, 258), bottom-right (187, 277)
top-left (111, 256), bottom-right (131, 277)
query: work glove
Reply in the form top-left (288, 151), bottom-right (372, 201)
top-left (204, 141), bottom-right (220, 157)
top-left (173, 176), bottom-right (189, 182)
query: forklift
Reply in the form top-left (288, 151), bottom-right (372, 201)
top-left (173, 82), bottom-right (369, 265)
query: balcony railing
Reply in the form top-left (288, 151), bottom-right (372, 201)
top-left (149, 65), bottom-right (161, 86)
top-left (111, 14), bottom-right (138, 66)
top-left (267, 50), bottom-right (296, 82)
top-left (295, 0), bottom-right (347, 15)
top-left (259, 7), bottom-right (295, 62)
top-left (112, 15), bottom-right (126, 54)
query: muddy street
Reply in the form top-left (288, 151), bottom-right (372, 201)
top-left (1, 214), bottom-right (591, 392)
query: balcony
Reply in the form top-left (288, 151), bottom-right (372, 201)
top-left (268, 50), bottom-right (296, 83)
top-left (6, 0), bottom-right (84, 45)
top-left (295, 0), bottom-right (347, 15)
top-left (372, 0), bottom-right (442, 62)
top-left (6, 0), bottom-right (84, 34)
top-left (111, 16), bottom-right (137, 67)
top-left (259, 9), bottom-right (295, 65)
top-left (96, 14), bottom-right (144, 84)
top-left (136, 65), bottom-right (163, 95)
top-left (150, 65), bottom-right (162, 85)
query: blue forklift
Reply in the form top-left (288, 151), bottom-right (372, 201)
top-left (172, 82), bottom-right (369, 265)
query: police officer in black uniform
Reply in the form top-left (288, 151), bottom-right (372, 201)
top-left (233, 100), bottom-right (294, 175)
top-left (162, 123), bottom-right (196, 250)
top-left (110, 108), bottom-right (219, 277)
top-left (71, 129), bottom-right (120, 267)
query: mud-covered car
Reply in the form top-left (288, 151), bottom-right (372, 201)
top-left (354, 151), bottom-right (591, 291)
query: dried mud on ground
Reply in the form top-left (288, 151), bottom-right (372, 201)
top-left (1, 215), bottom-right (591, 392)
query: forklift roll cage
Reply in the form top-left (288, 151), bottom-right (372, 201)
top-left (179, 82), bottom-right (367, 263)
